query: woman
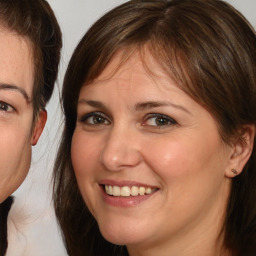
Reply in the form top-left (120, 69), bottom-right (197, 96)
top-left (53, 0), bottom-right (256, 255)
top-left (0, 0), bottom-right (62, 254)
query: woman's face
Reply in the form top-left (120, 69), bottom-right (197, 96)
top-left (0, 28), bottom-right (46, 202)
top-left (72, 52), bottom-right (233, 253)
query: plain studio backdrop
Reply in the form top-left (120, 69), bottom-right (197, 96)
top-left (6, 1), bottom-right (256, 255)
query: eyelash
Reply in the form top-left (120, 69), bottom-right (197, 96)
top-left (79, 112), bottom-right (177, 129)
top-left (79, 112), bottom-right (110, 125)
top-left (143, 113), bottom-right (177, 127)
top-left (0, 101), bottom-right (15, 113)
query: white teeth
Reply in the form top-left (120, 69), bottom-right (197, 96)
top-left (121, 186), bottom-right (130, 197)
top-left (105, 185), bottom-right (113, 195)
top-left (139, 187), bottom-right (145, 195)
top-left (104, 185), bottom-right (157, 197)
top-left (145, 188), bottom-right (152, 194)
top-left (112, 186), bottom-right (120, 196)
top-left (108, 185), bottom-right (113, 195)
top-left (105, 185), bottom-right (109, 194)
top-left (131, 186), bottom-right (139, 196)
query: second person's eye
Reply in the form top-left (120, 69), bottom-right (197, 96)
top-left (0, 101), bottom-right (15, 112)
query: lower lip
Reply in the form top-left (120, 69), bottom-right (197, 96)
top-left (100, 186), bottom-right (157, 207)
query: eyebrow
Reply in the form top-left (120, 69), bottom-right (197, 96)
top-left (134, 101), bottom-right (191, 114)
top-left (78, 99), bottom-right (107, 110)
top-left (78, 99), bottom-right (191, 114)
top-left (0, 83), bottom-right (31, 102)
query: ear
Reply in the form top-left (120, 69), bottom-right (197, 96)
top-left (30, 110), bottom-right (47, 146)
top-left (225, 125), bottom-right (255, 178)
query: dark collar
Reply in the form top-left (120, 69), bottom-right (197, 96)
top-left (0, 197), bottom-right (13, 256)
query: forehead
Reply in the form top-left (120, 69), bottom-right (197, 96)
top-left (0, 27), bottom-right (34, 97)
top-left (87, 48), bottom-right (172, 87)
top-left (80, 51), bottom-right (192, 107)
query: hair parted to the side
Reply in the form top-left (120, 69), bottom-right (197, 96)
top-left (53, 0), bottom-right (256, 255)
top-left (0, 0), bottom-right (62, 120)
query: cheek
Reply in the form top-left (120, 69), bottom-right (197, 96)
top-left (0, 126), bottom-right (30, 165)
top-left (71, 131), bottom-right (103, 215)
top-left (143, 135), bottom-right (230, 219)
top-left (144, 139), bottom-right (194, 179)
top-left (143, 132), bottom-right (226, 183)
top-left (0, 127), bottom-right (32, 201)
top-left (71, 131), bottom-right (104, 189)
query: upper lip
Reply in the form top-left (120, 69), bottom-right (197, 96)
top-left (99, 179), bottom-right (159, 189)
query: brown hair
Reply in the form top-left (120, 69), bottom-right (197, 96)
top-left (0, 0), bottom-right (62, 119)
top-left (0, 1), bottom-right (62, 254)
top-left (53, 0), bottom-right (256, 255)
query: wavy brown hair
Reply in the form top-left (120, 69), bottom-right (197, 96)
top-left (53, 0), bottom-right (256, 255)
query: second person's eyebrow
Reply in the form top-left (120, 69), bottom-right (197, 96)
top-left (0, 83), bottom-right (31, 102)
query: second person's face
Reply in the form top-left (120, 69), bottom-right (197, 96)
top-left (71, 51), bottom-right (233, 254)
top-left (0, 27), bottom-right (46, 202)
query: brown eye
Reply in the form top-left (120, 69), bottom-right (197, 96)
top-left (0, 101), bottom-right (14, 112)
top-left (80, 112), bottom-right (110, 125)
top-left (155, 117), bottom-right (170, 126)
top-left (143, 114), bottom-right (176, 127)
top-left (92, 115), bottom-right (107, 124)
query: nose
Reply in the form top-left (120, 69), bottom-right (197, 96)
top-left (100, 126), bottom-right (142, 172)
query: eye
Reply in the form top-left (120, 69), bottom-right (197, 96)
top-left (143, 113), bottom-right (176, 127)
top-left (0, 101), bottom-right (15, 112)
top-left (79, 112), bottom-right (110, 125)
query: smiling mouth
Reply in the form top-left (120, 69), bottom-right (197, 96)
top-left (104, 185), bottom-right (158, 197)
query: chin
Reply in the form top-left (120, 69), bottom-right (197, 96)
top-left (102, 233), bottom-right (138, 246)
top-left (99, 222), bottom-right (147, 246)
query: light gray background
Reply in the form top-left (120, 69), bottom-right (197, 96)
top-left (7, 0), bottom-right (256, 255)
